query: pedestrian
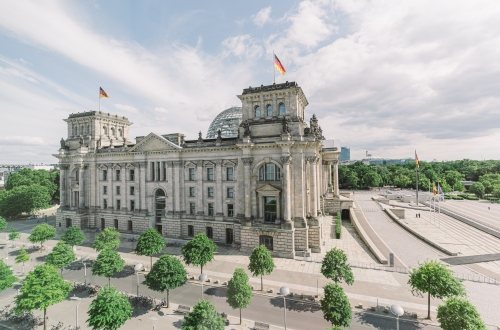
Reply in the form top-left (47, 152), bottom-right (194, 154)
top-left (488, 207), bottom-right (490, 211)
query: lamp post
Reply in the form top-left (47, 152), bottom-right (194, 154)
top-left (70, 296), bottom-right (82, 330)
top-left (149, 316), bottom-right (158, 330)
top-left (279, 286), bottom-right (290, 330)
top-left (390, 304), bottom-right (404, 330)
top-left (198, 273), bottom-right (208, 299)
top-left (134, 264), bottom-right (143, 297)
top-left (82, 261), bottom-right (87, 285)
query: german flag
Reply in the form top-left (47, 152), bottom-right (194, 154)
top-left (99, 87), bottom-right (109, 98)
top-left (274, 53), bottom-right (286, 75)
top-left (415, 150), bottom-right (420, 168)
top-left (432, 183), bottom-right (438, 195)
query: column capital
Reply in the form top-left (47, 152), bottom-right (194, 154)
top-left (305, 156), bottom-right (318, 164)
top-left (331, 159), bottom-right (339, 165)
top-left (280, 156), bottom-right (292, 164)
top-left (242, 157), bottom-right (253, 165)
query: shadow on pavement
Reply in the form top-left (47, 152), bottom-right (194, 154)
top-left (172, 319), bottom-right (183, 329)
top-left (204, 286), bottom-right (227, 298)
top-left (357, 311), bottom-right (425, 330)
top-left (112, 265), bottom-right (135, 279)
top-left (269, 296), bottom-right (321, 313)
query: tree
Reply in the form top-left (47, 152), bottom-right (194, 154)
top-left (28, 223), bottom-right (56, 248)
top-left (408, 261), bottom-right (465, 319)
top-left (87, 286), bottom-right (132, 330)
top-left (135, 228), bottom-right (166, 269)
top-left (93, 227), bottom-right (120, 252)
top-left (469, 182), bottom-right (485, 198)
top-left (321, 283), bottom-right (351, 329)
top-left (15, 264), bottom-right (71, 330)
top-left (45, 242), bottom-right (76, 275)
top-left (61, 226), bottom-right (86, 247)
top-left (0, 216), bottom-right (6, 231)
top-left (437, 297), bottom-right (486, 330)
top-left (0, 184), bottom-right (52, 218)
top-left (321, 248), bottom-right (354, 285)
top-left (0, 260), bottom-right (16, 291)
top-left (248, 244), bottom-right (275, 291)
top-left (15, 248), bottom-right (29, 273)
top-left (144, 255), bottom-right (186, 308)
top-left (92, 248), bottom-right (125, 286)
top-left (227, 268), bottom-right (252, 324)
top-left (8, 229), bottom-right (20, 242)
top-left (181, 233), bottom-right (217, 274)
top-left (181, 299), bottom-right (225, 330)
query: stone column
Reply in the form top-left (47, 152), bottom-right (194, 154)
top-left (166, 162), bottom-right (174, 215)
top-left (78, 165), bottom-right (85, 208)
top-left (281, 156), bottom-right (292, 223)
top-left (196, 161), bottom-right (204, 216)
top-left (59, 166), bottom-right (67, 207)
top-left (121, 165), bottom-right (126, 211)
top-left (333, 160), bottom-right (339, 196)
top-left (308, 157), bottom-right (318, 217)
top-left (328, 161), bottom-right (333, 193)
top-left (108, 164), bottom-right (114, 209)
top-left (173, 161), bottom-right (181, 215)
top-left (139, 162), bottom-right (146, 211)
top-left (215, 160), bottom-right (223, 217)
top-left (179, 161), bottom-right (186, 215)
top-left (242, 157), bottom-right (253, 220)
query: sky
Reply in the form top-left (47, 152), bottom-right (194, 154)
top-left (1, 0), bottom-right (500, 164)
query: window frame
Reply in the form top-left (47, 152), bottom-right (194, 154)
top-left (226, 167), bottom-right (234, 181)
top-left (227, 204), bottom-right (234, 217)
top-left (207, 202), bottom-right (214, 216)
top-left (259, 235), bottom-right (274, 251)
top-left (266, 104), bottom-right (273, 117)
top-left (226, 187), bottom-right (234, 199)
top-left (206, 226), bottom-right (213, 239)
top-left (207, 186), bottom-right (214, 198)
top-left (206, 167), bottom-right (214, 181)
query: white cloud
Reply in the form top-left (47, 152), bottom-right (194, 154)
top-left (221, 35), bottom-right (263, 58)
top-left (0, 136), bottom-right (45, 146)
top-left (253, 6), bottom-right (272, 27)
top-left (114, 103), bottom-right (138, 113)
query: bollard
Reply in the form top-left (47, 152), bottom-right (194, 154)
top-left (389, 253), bottom-right (394, 267)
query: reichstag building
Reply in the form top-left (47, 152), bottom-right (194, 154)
top-left (55, 82), bottom-right (341, 258)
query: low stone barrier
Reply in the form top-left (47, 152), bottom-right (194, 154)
top-left (349, 207), bottom-right (389, 264)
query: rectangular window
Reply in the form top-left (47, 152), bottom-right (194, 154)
top-left (188, 225), bottom-right (194, 237)
top-left (130, 200), bottom-right (135, 211)
top-left (101, 218), bottom-right (105, 230)
top-left (103, 185), bottom-right (107, 195)
top-left (188, 168), bottom-right (195, 181)
top-left (116, 169), bottom-right (121, 181)
top-left (189, 187), bottom-right (195, 197)
top-left (127, 220), bottom-right (133, 232)
top-left (65, 218), bottom-right (72, 228)
top-left (102, 169), bottom-right (107, 181)
top-left (116, 186), bottom-right (121, 195)
top-left (207, 167), bottom-right (214, 181)
top-left (114, 219), bottom-right (118, 229)
top-left (259, 235), bottom-right (274, 251)
top-left (226, 228), bottom-right (234, 244)
top-left (103, 199), bottom-right (108, 209)
top-left (226, 167), bottom-right (234, 181)
top-left (129, 169), bottom-right (135, 181)
top-left (116, 199), bottom-right (121, 210)
top-left (207, 203), bottom-right (214, 216)
top-left (162, 162), bottom-right (167, 181)
top-left (227, 204), bottom-right (234, 217)
top-left (130, 186), bottom-right (135, 195)
top-left (206, 226), bottom-right (213, 239)
top-left (189, 202), bottom-right (196, 215)
top-left (264, 196), bottom-right (277, 222)
top-left (226, 187), bottom-right (234, 198)
top-left (207, 187), bottom-right (214, 198)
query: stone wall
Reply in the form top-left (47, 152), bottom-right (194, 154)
top-left (240, 226), bottom-right (295, 258)
top-left (308, 226), bottom-right (321, 253)
top-left (294, 228), bottom-right (308, 252)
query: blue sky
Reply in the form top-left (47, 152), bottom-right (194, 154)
top-left (1, 0), bottom-right (500, 163)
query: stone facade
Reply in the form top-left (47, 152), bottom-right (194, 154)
top-left (55, 82), bottom-right (340, 258)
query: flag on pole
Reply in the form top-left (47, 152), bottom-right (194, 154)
top-left (415, 150), bottom-right (420, 168)
top-left (432, 183), bottom-right (438, 195)
top-left (438, 183), bottom-right (444, 195)
top-left (99, 87), bottom-right (109, 98)
top-left (273, 53), bottom-right (286, 75)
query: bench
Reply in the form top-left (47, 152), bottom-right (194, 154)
top-left (175, 305), bottom-right (191, 315)
top-left (254, 321), bottom-right (270, 330)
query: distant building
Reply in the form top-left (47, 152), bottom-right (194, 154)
top-left (340, 147), bottom-right (350, 162)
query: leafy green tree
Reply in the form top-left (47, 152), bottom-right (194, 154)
top-left (248, 244), bottom-right (275, 291)
top-left (437, 297), bottom-right (486, 330)
top-left (87, 286), bottom-right (132, 330)
top-left (469, 182), bottom-right (485, 198)
top-left (93, 227), bottom-right (120, 252)
top-left (15, 248), bottom-right (29, 273)
top-left (135, 228), bottom-right (166, 269)
top-left (46, 242), bottom-right (76, 275)
top-left (28, 223), bottom-right (56, 248)
top-left (227, 268), bottom-right (252, 324)
top-left (361, 170), bottom-right (383, 188)
top-left (0, 184), bottom-right (52, 217)
top-left (15, 264), bottom-right (71, 330)
top-left (321, 248), bottom-right (354, 285)
top-left (408, 261), bottom-right (465, 319)
top-left (0, 216), bottom-right (6, 231)
top-left (0, 260), bottom-right (16, 291)
top-left (444, 170), bottom-right (464, 191)
top-left (61, 226), bottom-right (86, 246)
top-left (181, 299), bottom-right (225, 330)
top-left (320, 283), bottom-right (351, 329)
top-left (181, 233), bottom-right (217, 274)
top-left (144, 255), bottom-right (186, 308)
top-left (92, 248), bottom-right (125, 286)
top-left (8, 229), bottom-right (20, 242)
top-left (5, 168), bottom-right (58, 197)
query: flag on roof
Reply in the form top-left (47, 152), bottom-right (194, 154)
top-left (99, 87), bottom-right (109, 98)
top-left (273, 53), bottom-right (286, 75)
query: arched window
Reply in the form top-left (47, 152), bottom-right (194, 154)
top-left (86, 125), bottom-right (90, 135)
top-left (118, 128), bottom-right (123, 137)
top-left (266, 104), bottom-right (273, 117)
top-left (279, 102), bottom-right (286, 115)
top-left (254, 105), bottom-right (261, 118)
top-left (103, 126), bottom-right (108, 135)
top-left (259, 163), bottom-right (281, 181)
top-left (110, 127), bottom-right (116, 136)
top-left (154, 189), bottom-right (166, 223)
top-left (74, 125), bottom-right (78, 136)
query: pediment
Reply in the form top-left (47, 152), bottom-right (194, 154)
top-left (256, 184), bottom-right (281, 193)
top-left (129, 133), bottom-right (182, 152)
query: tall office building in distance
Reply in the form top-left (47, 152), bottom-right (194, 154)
top-left (340, 147), bottom-right (350, 162)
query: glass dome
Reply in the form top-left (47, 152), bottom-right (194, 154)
top-left (206, 107), bottom-right (242, 139)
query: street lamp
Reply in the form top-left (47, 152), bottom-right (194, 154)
top-left (70, 296), bottom-right (82, 330)
top-left (134, 264), bottom-right (144, 297)
top-left (279, 286), bottom-right (290, 330)
top-left (149, 316), bottom-right (158, 330)
top-left (390, 304), bottom-right (404, 330)
top-left (198, 273), bottom-right (208, 299)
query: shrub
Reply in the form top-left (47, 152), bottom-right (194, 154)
top-left (335, 213), bottom-right (342, 239)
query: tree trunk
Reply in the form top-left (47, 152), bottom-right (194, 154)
top-left (239, 308), bottom-right (242, 325)
top-left (201, 264), bottom-right (203, 274)
top-left (427, 292), bottom-right (431, 319)
top-left (43, 308), bottom-right (47, 330)
top-left (60, 268), bottom-right (63, 276)
top-left (261, 275), bottom-right (263, 291)
top-left (167, 290), bottom-right (170, 308)
top-left (108, 277), bottom-right (111, 287)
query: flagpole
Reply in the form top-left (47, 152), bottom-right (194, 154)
top-left (99, 95), bottom-right (101, 111)
top-left (273, 51), bottom-right (276, 84)
top-left (416, 166), bottom-right (419, 206)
